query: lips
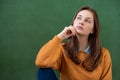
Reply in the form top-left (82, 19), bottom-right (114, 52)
top-left (76, 26), bottom-right (83, 30)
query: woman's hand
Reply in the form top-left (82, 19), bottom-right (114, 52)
top-left (57, 25), bottom-right (76, 40)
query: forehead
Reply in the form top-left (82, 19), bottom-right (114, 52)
top-left (77, 10), bottom-right (94, 19)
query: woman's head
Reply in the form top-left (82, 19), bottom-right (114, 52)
top-left (72, 6), bottom-right (100, 41)
top-left (64, 6), bottom-right (101, 71)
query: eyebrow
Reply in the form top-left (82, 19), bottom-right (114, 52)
top-left (86, 17), bottom-right (92, 20)
top-left (77, 15), bottom-right (92, 20)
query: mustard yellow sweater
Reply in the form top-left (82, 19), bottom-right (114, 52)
top-left (35, 36), bottom-right (112, 80)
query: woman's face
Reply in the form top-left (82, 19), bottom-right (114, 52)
top-left (73, 10), bottom-right (94, 36)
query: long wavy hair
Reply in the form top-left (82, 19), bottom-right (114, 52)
top-left (63, 6), bottom-right (102, 71)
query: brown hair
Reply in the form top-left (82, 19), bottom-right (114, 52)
top-left (63, 6), bottom-right (101, 71)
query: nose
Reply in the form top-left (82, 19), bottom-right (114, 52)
top-left (79, 20), bottom-right (84, 25)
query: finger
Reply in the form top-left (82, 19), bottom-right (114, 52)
top-left (66, 29), bottom-right (72, 35)
top-left (69, 26), bottom-right (76, 36)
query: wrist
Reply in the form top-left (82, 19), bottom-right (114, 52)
top-left (57, 34), bottom-right (65, 40)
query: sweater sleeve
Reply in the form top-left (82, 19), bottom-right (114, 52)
top-left (100, 48), bottom-right (112, 80)
top-left (35, 36), bottom-right (63, 71)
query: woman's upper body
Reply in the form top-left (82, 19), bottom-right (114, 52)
top-left (35, 6), bottom-right (112, 80)
top-left (35, 36), bottom-right (112, 80)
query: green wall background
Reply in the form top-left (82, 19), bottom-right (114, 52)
top-left (0, 0), bottom-right (120, 80)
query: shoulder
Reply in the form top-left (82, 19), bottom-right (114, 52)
top-left (101, 48), bottom-right (110, 55)
top-left (101, 47), bottom-right (110, 55)
top-left (101, 47), bottom-right (112, 62)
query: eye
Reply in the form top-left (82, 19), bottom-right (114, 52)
top-left (76, 16), bottom-right (81, 20)
top-left (85, 19), bottom-right (91, 23)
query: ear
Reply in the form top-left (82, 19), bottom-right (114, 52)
top-left (90, 31), bottom-right (93, 34)
top-left (90, 29), bottom-right (94, 34)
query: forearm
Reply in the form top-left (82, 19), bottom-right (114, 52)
top-left (35, 36), bottom-right (62, 70)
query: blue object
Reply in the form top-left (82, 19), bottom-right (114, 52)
top-left (37, 68), bottom-right (58, 80)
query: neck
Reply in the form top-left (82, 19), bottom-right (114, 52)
top-left (76, 35), bottom-right (89, 50)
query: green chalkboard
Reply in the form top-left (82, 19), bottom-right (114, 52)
top-left (0, 0), bottom-right (120, 80)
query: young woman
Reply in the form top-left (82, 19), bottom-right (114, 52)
top-left (35, 6), bottom-right (112, 80)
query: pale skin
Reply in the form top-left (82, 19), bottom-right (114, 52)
top-left (57, 10), bottom-right (94, 50)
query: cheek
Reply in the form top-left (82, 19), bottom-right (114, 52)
top-left (73, 20), bottom-right (78, 26)
top-left (87, 25), bottom-right (94, 32)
